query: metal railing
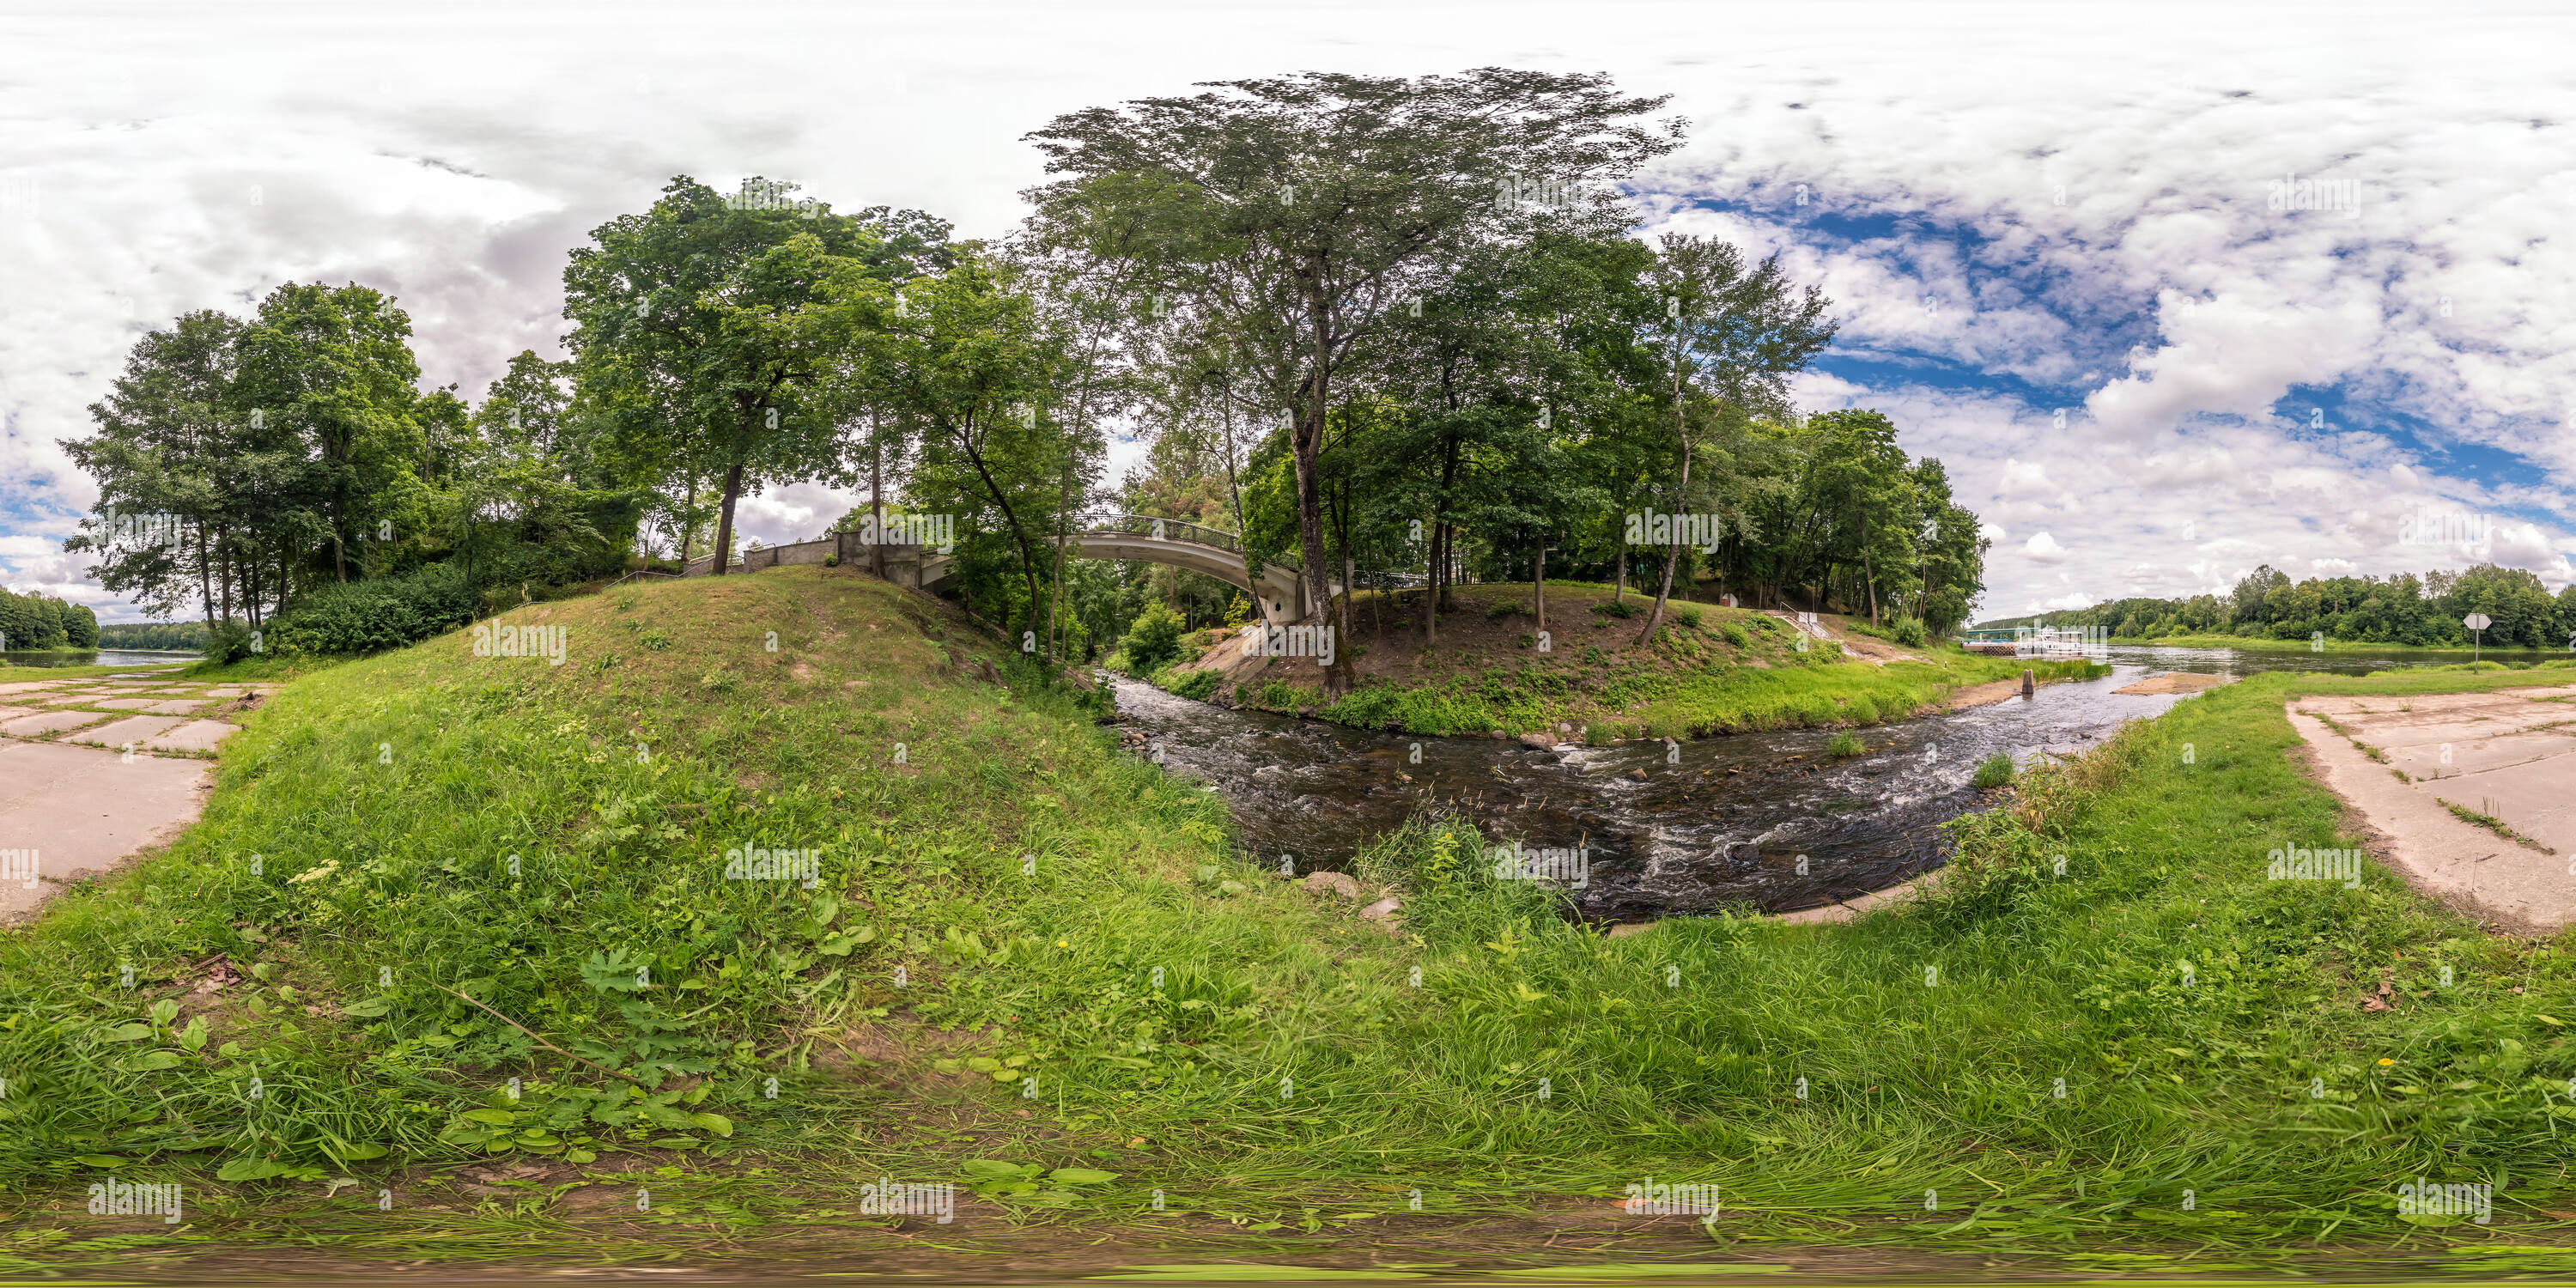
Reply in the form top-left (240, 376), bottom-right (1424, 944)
top-left (1067, 513), bottom-right (1241, 554)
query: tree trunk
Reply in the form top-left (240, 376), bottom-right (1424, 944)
top-left (711, 459), bottom-right (745, 576)
top-left (868, 424), bottom-right (886, 580)
top-left (1613, 502), bottom-right (1629, 602)
top-left (1533, 539), bottom-right (1548, 635)
top-left (1291, 274), bottom-right (1350, 695)
top-left (1638, 372), bottom-right (1692, 645)
top-left (679, 473), bottom-right (701, 565)
top-left (196, 524), bottom-right (214, 630)
top-left (1048, 438), bottom-right (1074, 661)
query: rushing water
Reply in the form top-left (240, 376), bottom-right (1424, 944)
top-left (1109, 644), bottom-right (2574, 919)
top-left (1, 647), bottom-right (199, 669)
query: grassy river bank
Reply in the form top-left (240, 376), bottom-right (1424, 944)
top-left (5, 565), bottom-right (2575, 1278)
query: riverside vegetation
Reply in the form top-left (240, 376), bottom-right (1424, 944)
top-left (5, 567), bottom-right (2576, 1276)
top-left (1120, 580), bottom-right (2101, 742)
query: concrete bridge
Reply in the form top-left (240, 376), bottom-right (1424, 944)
top-left (683, 513), bottom-right (1334, 622)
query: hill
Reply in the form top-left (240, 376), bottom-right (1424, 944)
top-left (9, 566), bottom-right (2576, 1270)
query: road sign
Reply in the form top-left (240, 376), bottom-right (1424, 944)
top-left (2464, 613), bottom-right (2493, 630)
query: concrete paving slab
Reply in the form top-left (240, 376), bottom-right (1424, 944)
top-left (40, 693), bottom-right (109, 706)
top-left (2289, 696), bottom-right (2576, 934)
top-left (93, 697), bottom-right (164, 711)
top-left (2387, 729), bottom-right (2576, 779)
top-left (1, 709), bottom-right (111, 737)
top-left (68, 715), bottom-right (188, 748)
top-left (0, 739), bottom-right (211, 921)
top-left (141, 700), bottom-right (208, 714)
top-left (147, 720), bottom-right (237, 752)
top-left (0, 681), bottom-right (70, 697)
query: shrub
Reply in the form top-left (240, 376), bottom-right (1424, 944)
top-left (1722, 623), bottom-right (1752, 649)
top-left (1117, 601), bottom-right (1188, 675)
top-left (1826, 731), bottom-right (1866, 758)
top-left (1891, 616), bottom-right (1928, 647)
top-left (264, 564), bottom-right (477, 656)
top-left (1590, 598), bottom-right (1637, 619)
top-left (823, 553), bottom-right (841, 568)
top-left (1485, 600), bottom-right (1522, 621)
top-left (1158, 666), bottom-right (1224, 702)
top-left (1669, 603), bottom-right (1704, 629)
top-left (1973, 751), bottom-right (2017, 789)
top-left (1848, 697), bottom-right (1880, 724)
top-left (205, 619), bottom-right (256, 664)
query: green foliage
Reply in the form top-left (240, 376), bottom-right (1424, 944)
top-left (0, 587), bottom-right (89, 651)
top-left (1973, 750), bottom-right (2016, 789)
top-left (205, 619), bottom-right (256, 665)
top-left (1825, 731), bottom-right (1865, 757)
top-left (263, 564), bottom-right (477, 656)
top-left (1722, 623), bottom-right (1751, 649)
top-left (1117, 601), bottom-right (1188, 675)
top-left (1890, 616), bottom-right (1928, 647)
top-left (1155, 665), bottom-right (1224, 702)
top-left (1995, 561), bottom-right (2576, 650)
top-left (1589, 598), bottom-right (1636, 619)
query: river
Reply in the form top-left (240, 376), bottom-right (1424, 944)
top-left (1106, 642), bottom-right (2574, 919)
top-left (1, 648), bottom-right (200, 670)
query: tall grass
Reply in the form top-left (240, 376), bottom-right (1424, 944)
top-left (8, 570), bottom-right (2574, 1257)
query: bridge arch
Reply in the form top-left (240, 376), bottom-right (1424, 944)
top-left (1048, 515), bottom-right (1327, 622)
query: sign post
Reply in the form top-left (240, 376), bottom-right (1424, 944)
top-left (2464, 612), bottom-right (2492, 665)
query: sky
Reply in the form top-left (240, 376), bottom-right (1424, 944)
top-left (3, 0), bottom-right (2571, 623)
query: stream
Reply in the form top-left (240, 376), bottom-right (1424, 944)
top-left (1106, 642), bottom-right (2569, 919)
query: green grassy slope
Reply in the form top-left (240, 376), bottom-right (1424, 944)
top-left (6, 568), bottom-right (2575, 1267)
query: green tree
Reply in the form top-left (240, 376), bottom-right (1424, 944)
top-left (1635, 234), bottom-right (1836, 641)
top-left (1025, 70), bottom-right (1681, 692)
top-left (563, 177), bottom-right (946, 575)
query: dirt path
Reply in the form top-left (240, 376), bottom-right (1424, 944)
top-left (0, 670), bottom-right (262, 922)
top-left (2286, 684), bottom-right (2576, 935)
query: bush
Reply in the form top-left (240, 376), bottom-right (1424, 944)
top-left (1826, 731), bottom-right (1866, 758)
top-left (1669, 603), bottom-right (1703, 629)
top-left (205, 619), bottom-right (256, 664)
top-left (1590, 598), bottom-right (1637, 619)
top-left (1117, 601), bottom-right (1188, 675)
top-left (823, 553), bottom-right (841, 568)
top-left (1722, 623), bottom-right (1752, 649)
top-left (1891, 616), bottom-right (1928, 647)
top-left (1485, 600), bottom-right (1522, 621)
top-left (264, 564), bottom-right (477, 657)
top-left (1973, 751), bottom-right (2017, 789)
top-left (1157, 666), bottom-right (1224, 702)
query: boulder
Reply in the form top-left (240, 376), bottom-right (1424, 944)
top-left (1302, 871), bottom-right (1364, 900)
top-left (1358, 895), bottom-right (1402, 920)
top-left (1517, 732), bottom-right (1558, 750)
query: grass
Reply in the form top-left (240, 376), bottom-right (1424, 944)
top-left (9, 568), bottom-right (2576, 1271)
top-left (2439, 800), bottom-right (2556, 855)
top-left (2124, 633), bottom-right (2571, 655)
top-left (1212, 601), bottom-right (2105, 740)
top-left (1824, 732), bottom-right (1866, 758)
top-left (1971, 751), bottom-right (2015, 789)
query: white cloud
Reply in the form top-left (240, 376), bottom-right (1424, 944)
top-left (5, 1), bottom-right (2574, 623)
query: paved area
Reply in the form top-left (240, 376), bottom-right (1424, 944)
top-left (0, 671), bottom-right (265, 921)
top-left (0, 740), bottom-right (212, 920)
top-left (2288, 683), bottom-right (2576, 935)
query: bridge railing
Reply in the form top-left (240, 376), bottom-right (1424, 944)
top-left (1070, 513), bottom-right (1242, 555)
